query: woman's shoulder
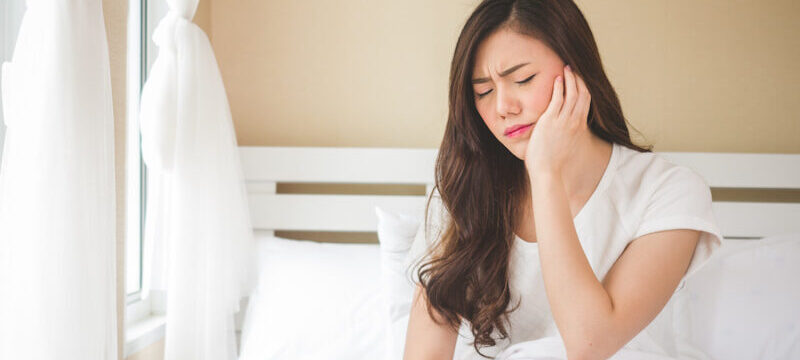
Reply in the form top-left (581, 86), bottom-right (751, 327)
top-left (608, 143), bottom-right (711, 217)
top-left (604, 144), bottom-right (720, 263)
top-left (612, 145), bottom-right (710, 213)
top-left (612, 143), bottom-right (705, 192)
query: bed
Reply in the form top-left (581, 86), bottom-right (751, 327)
top-left (234, 146), bottom-right (800, 360)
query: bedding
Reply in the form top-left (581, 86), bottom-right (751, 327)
top-left (238, 206), bottom-right (425, 360)
top-left (375, 206), bottom-right (421, 360)
top-left (484, 232), bottom-right (800, 360)
top-left (238, 233), bottom-right (389, 360)
top-left (238, 226), bottom-right (800, 360)
top-left (680, 232), bottom-right (800, 359)
top-left (494, 336), bottom-right (677, 360)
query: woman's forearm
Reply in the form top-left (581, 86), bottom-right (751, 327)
top-left (530, 172), bottom-right (615, 359)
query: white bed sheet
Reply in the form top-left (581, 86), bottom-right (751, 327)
top-left (238, 234), bottom-right (389, 360)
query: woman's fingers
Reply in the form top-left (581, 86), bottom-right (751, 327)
top-left (572, 73), bottom-right (591, 127)
top-left (561, 65), bottom-right (577, 121)
top-left (543, 74), bottom-right (564, 120)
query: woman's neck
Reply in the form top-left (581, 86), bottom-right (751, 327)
top-left (521, 134), bottom-right (613, 215)
top-left (562, 134), bottom-right (613, 198)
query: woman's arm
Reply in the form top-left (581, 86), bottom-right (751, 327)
top-left (531, 172), bottom-right (699, 360)
top-left (403, 284), bottom-right (459, 360)
top-left (521, 65), bottom-right (701, 359)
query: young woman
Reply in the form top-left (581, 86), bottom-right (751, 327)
top-left (403, 0), bottom-right (723, 359)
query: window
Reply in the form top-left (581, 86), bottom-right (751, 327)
top-left (0, 0), bottom-right (25, 161)
top-left (126, 0), bottom-right (169, 304)
top-left (125, 0), bottom-right (146, 304)
top-left (124, 0), bottom-right (170, 356)
top-left (125, 0), bottom-right (169, 317)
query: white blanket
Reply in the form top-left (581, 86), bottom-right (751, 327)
top-left (495, 337), bottom-right (676, 360)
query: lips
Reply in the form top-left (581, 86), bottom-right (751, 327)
top-left (504, 123), bottom-right (534, 137)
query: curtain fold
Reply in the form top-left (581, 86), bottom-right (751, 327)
top-left (0, 0), bottom-right (118, 359)
top-left (1, 0), bottom-right (25, 159)
top-left (139, 0), bottom-right (256, 358)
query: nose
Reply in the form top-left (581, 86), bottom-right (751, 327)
top-left (495, 86), bottom-right (521, 119)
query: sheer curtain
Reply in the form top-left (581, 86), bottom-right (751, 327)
top-left (139, 0), bottom-right (256, 358)
top-left (0, 0), bottom-right (118, 359)
top-left (0, 0), bottom-right (25, 161)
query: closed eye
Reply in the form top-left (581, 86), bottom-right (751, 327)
top-left (476, 89), bottom-right (493, 98)
top-left (516, 74), bottom-right (535, 84)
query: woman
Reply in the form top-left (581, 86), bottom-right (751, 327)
top-left (404, 0), bottom-right (723, 359)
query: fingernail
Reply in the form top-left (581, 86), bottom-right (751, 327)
top-left (556, 75), bottom-right (562, 82)
top-left (565, 64), bottom-right (571, 71)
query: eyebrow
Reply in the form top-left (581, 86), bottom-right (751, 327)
top-left (471, 62), bottom-right (530, 84)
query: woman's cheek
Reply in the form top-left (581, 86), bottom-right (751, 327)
top-left (527, 86), bottom-right (552, 116)
top-left (476, 103), bottom-right (493, 131)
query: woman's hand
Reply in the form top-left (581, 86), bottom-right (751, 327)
top-left (523, 65), bottom-right (593, 178)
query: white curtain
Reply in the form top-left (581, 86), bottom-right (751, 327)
top-left (139, 0), bottom-right (256, 358)
top-left (0, 0), bottom-right (26, 161)
top-left (0, 0), bottom-right (118, 359)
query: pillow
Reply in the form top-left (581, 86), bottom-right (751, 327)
top-left (238, 234), bottom-right (389, 360)
top-left (375, 188), bottom-right (449, 360)
top-left (681, 232), bottom-right (800, 359)
top-left (375, 206), bottom-right (421, 360)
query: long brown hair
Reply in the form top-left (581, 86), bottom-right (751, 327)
top-left (416, 0), bottom-right (652, 357)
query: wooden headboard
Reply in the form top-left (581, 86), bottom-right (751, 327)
top-left (239, 146), bottom-right (800, 240)
top-left (233, 145), bottom-right (800, 346)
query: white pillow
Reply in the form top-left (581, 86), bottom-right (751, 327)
top-left (238, 234), bottom-right (389, 360)
top-left (375, 206), bottom-right (421, 360)
top-left (682, 232), bottom-right (800, 359)
top-left (375, 188), bottom-right (449, 360)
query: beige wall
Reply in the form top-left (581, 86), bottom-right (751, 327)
top-left (102, 0), bottom-right (127, 358)
top-left (574, 0), bottom-right (800, 153)
top-left (209, 0), bottom-right (798, 153)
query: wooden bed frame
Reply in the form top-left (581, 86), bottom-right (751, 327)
top-left (239, 146), bottom-right (800, 239)
top-left (233, 145), bottom-right (800, 348)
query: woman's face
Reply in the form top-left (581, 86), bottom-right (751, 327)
top-left (471, 27), bottom-right (566, 159)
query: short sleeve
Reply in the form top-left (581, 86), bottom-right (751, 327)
top-left (633, 166), bottom-right (724, 290)
top-left (405, 189), bottom-right (448, 286)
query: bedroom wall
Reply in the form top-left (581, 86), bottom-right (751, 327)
top-left (209, 0), bottom-right (799, 153)
top-left (102, 0), bottom-right (128, 358)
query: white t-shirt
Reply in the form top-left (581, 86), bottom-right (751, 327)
top-left (408, 141), bottom-right (724, 359)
